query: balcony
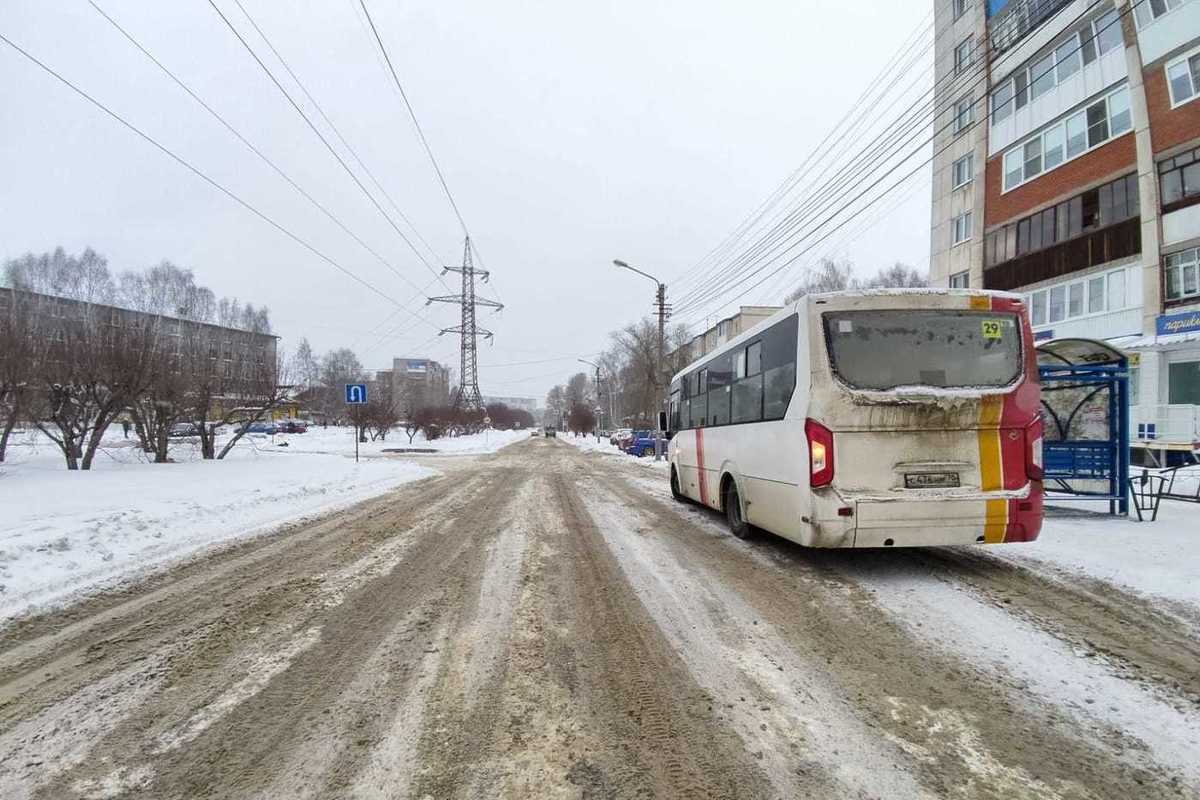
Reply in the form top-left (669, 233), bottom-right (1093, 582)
top-left (989, 0), bottom-right (1074, 55)
top-left (984, 216), bottom-right (1141, 290)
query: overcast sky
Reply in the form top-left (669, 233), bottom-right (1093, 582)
top-left (1, 0), bottom-right (931, 400)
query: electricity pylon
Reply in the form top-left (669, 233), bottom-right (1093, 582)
top-left (427, 237), bottom-right (502, 411)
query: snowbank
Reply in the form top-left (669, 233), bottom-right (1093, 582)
top-left (0, 428), bottom-right (435, 623)
top-left (272, 426), bottom-right (530, 457)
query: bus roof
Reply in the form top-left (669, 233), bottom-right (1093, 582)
top-left (669, 288), bottom-right (1026, 385)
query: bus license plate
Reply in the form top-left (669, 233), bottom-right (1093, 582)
top-left (905, 472), bottom-right (960, 489)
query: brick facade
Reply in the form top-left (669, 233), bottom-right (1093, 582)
top-left (984, 135), bottom-right (1136, 228)
top-left (1145, 65), bottom-right (1200, 154)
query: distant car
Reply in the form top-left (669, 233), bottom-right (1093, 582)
top-left (246, 421), bottom-right (278, 435)
top-left (625, 430), bottom-right (657, 457)
top-left (610, 428), bottom-right (632, 446)
top-left (276, 420), bottom-right (308, 434)
top-left (530, 429), bottom-right (541, 437)
top-left (169, 422), bottom-right (199, 438)
top-left (543, 426), bottom-right (557, 438)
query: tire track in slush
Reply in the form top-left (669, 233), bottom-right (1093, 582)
top-left (408, 453), bottom-right (773, 799)
top-left (26, 466), bottom-right (522, 799)
top-left (587, 456), bottom-right (1190, 800)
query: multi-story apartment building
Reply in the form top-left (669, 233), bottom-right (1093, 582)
top-left (390, 357), bottom-right (451, 409)
top-left (931, 0), bottom-right (1200, 441)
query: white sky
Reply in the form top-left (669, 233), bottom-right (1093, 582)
top-left (0, 0), bottom-right (932, 400)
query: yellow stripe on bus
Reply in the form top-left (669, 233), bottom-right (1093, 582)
top-left (969, 295), bottom-right (990, 310)
top-left (977, 395), bottom-right (1007, 543)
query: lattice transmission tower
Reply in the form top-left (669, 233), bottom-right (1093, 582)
top-left (427, 237), bottom-right (502, 411)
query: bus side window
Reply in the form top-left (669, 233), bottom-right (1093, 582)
top-left (707, 353), bottom-right (733, 426)
top-left (691, 369), bottom-right (708, 428)
top-left (762, 316), bottom-right (798, 420)
top-left (730, 341), bottom-right (760, 423)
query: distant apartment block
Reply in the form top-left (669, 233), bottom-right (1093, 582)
top-left (931, 0), bottom-right (1200, 436)
top-left (390, 357), bottom-right (450, 408)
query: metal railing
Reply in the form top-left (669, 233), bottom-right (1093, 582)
top-left (989, 0), bottom-right (1074, 55)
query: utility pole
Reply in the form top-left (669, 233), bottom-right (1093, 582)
top-left (428, 237), bottom-right (502, 412)
top-left (579, 357), bottom-right (602, 442)
top-left (613, 259), bottom-right (669, 461)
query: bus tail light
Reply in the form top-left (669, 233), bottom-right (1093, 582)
top-left (805, 419), bottom-right (834, 487)
top-left (1026, 420), bottom-right (1044, 481)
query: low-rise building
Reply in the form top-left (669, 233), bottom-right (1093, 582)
top-left (672, 305), bottom-right (782, 365)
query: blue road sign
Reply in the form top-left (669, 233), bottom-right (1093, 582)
top-left (345, 383), bottom-right (368, 404)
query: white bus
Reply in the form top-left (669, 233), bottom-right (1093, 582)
top-left (666, 289), bottom-right (1045, 548)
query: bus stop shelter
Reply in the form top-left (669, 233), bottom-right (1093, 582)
top-left (1036, 338), bottom-right (1129, 515)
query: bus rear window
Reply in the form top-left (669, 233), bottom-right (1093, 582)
top-left (823, 310), bottom-right (1023, 390)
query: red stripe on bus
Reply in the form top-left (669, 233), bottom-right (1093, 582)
top-left (696, 427), bottom-right (709, 507)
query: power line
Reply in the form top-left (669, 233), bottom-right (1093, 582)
top-left (357, 0), bottom-right (468, 236)
top-left (205, 0), bottom-right (452, 292)
top-left (228, 0), bottom-right (444, 270)
top-left (86, 0), bottom-right (439, 331)
top-left (0, 30), bottom-right (412, 314)
top-left (669, 11), bottom-right (934, 295)
top-left (674, 0), bottom-right (1126, 323)
top-left (356, 0), bottom-right (503, 306)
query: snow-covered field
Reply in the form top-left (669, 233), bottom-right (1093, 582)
top-left (0, 425), bottom-right (527, 623)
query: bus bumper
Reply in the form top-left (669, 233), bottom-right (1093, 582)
top-left (807, 487), bottom-right (1043, 548)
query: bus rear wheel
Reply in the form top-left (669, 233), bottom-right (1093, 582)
top-left (724, 480), bottom-right (752, 539)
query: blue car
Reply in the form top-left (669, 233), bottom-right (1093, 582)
top-left (625, 430), bottom-right (657, 457)
top-left (246, 421), bottom-right (278, 435)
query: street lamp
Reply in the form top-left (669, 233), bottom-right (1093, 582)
top-left (613, 258), bottom-right (667, 461)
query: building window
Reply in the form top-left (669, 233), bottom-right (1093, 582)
top-left (949, 270), bottom-right (970, 288)
top-left (952, 154), bottom-right (973, 188)
top-left (1159, 147), bottom-right (1200, 208)
top-left (1169, 361), bottom-right (1200, 404)
top-left (1093, 9), bottom-right (1122, 56)
top-left (952, 211), bottom-right (973, 245)
top-left (1027, 268), bottom-right (1129, 328)
top-left (1165, 247), bottom-right (1200, 301)
top-left (1165, 49), bottom-right (1200, 107)
top-left (955, 38), bottom-right (974, 75)
top-left (953, 95), bottom-right (973, 134)
top-left (953, 0), bottom-right (969, 20)
top-left (1002, 86), bottom-right (1131, 192)
top-left (991, 81), bottom-right (1014, 124)
top-left (1136, 0), bottom-right (1192, 29)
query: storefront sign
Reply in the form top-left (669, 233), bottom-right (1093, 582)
top-left (1155, 311), bottom-right (1200, 337)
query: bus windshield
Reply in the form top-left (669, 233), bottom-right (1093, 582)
top-left (823, 309), bottom-right (1023, 390)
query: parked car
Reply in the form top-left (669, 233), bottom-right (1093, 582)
top-left (625, 430), bottom-right (657, 457)
top-left (615, 429), bottom-right (639, 450)
top-left (246, 421), bottom-right (278, 435)
top-left (276, 420), bottom-right (308, 434)
top-left (529, 429), bottom-right (541, 437)
top-left (168, 422), bottom-right (200, 438)
top-left (610, 428), bottom-right (632, 446)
